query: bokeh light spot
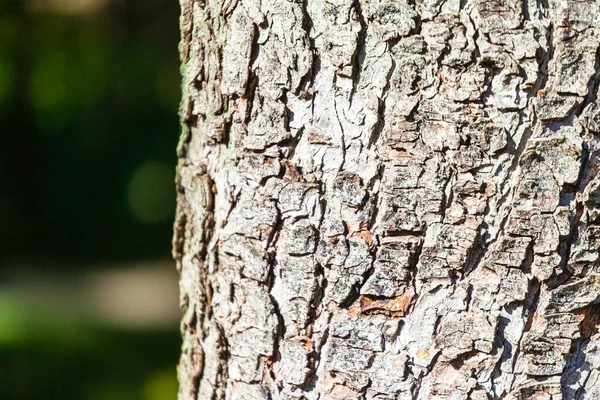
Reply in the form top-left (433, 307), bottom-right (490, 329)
top-left (127, 161), bottom-right (175, 225)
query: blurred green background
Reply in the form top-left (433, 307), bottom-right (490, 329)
top-left (0, 0), bottom-right (182, 398)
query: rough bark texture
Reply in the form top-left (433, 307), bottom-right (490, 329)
top-left (174, 0), bottom-right (600, 398)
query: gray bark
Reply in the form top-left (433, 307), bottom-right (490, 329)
top-left (173, 0), bottom-right (600, 398)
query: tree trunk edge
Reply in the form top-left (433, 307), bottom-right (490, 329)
top-left (175, 0), bottom-right (600, 398)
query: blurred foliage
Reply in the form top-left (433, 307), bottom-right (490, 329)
top-left (128, 161), bottom-right (175, 225)
top-left (0, 326), bottom-right (180, 400)
top-left (0, 0), bottom-right (180, 265)
top-left (0, 0), bottom-right (182, 398)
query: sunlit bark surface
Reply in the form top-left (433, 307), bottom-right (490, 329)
top-left (174, 0), bottom-right (600, 398)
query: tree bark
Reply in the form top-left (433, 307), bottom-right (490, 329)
top-left (174, 0), bottom-right (600, 398)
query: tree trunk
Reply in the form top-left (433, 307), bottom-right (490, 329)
top-left (174, 0), bottom-right (600, 398)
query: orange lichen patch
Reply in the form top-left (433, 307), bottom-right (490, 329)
top-left (359, 290), bottom-right (414, 317)
top-left (282, 160), bottom-right (306, 182)
top-left (537, 90), bottom-right (544, 97)
top-left (300, 338), bottom-right (314, 350)
top-left (348, 306), bottom-right (361, 317)
top-left (256, 224), bottom-right (273, 236)
top-left (308, 132), bottom-right (332, 145)
top-left (263, 157), bottom-right (274, 165)
top-left (256, 224), bottom-right (271, 231)
top-left (345, 220), bottom-right (368, 234)
top-left (417, 348), bottom-right (430, 360)
top-left (349, 230), bottom-right (373, 246)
